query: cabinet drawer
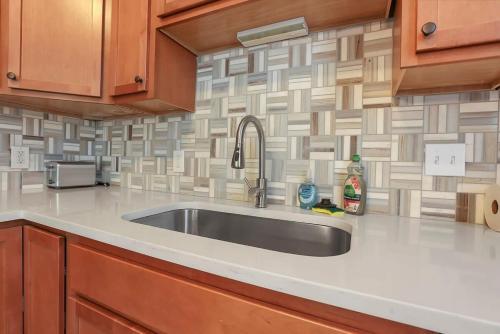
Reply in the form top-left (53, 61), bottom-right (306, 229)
top-left (68, 243), bottom-right (363, 334)
top-left (68, 297), bottom-right (153, 334)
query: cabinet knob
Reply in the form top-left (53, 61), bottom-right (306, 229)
top-left (6, 72), bottom-right (17, 80)
top-left (421, 22), bottom-right (437, 37)
top-left (134, 75), bottom-right (144, 84)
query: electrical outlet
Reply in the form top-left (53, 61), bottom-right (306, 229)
top-left (425, 144), bottom-right (465, 176)
top-left (173, 150), bottom-right (185, 173)
top-left (11, 146), bottom-right (30, 169)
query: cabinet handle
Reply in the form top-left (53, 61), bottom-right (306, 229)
top-left (134, 75), bottom-right (144, 84)
top-left (6, 72), bottom-right (17, 80)
top-left (421, 22), bottom-right (437, 37)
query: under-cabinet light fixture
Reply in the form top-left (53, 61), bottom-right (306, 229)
top-left (237, 17), bottom-right (308, 47)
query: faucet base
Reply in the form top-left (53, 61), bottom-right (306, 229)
top-left (254, 178), bottom-right (267, 208)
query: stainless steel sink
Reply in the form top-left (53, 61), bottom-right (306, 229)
top-left (129, 209), bottom-right (351, 257)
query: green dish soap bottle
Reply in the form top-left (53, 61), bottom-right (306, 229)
top-left (343, 154), bottom-right (366, 215)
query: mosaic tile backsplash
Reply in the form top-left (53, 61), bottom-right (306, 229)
top-left (1, 19), bottom-right (500, 225)
top-left (0, 109), bottom-right (96, 190)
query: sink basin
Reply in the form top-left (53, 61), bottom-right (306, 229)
top-left (128, 208), bottom-right (351, 257)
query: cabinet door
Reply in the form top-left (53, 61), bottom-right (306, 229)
top-left (0, 226), bottom-right (22, 334)
top-left (109, 0), bottom-right (149, 96)
top-left (23, 226), bottom-right (65, 334)
top-left (416, 0), bottom-right (500, 52)
top-left (7, 0), bottom-right (104, 96)
top-left (67, 297), bottom-right (152, 334)
top-left (160, 0), bottom-right (215, 17)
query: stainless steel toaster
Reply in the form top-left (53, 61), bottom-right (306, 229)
top-left (46, 161), bottom-right (96, 189)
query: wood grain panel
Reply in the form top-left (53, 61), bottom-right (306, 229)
top-left (23, 226), bottom-right (65, 334)
top-left (109, 0), bottom-right (150, 96)
top-left (158, 0), bottom-right (391, 54)
top-left (397, 57), bottom-right (500, 94)
top-left (7, 0), bottom-right (104, 96)
top-left (0, 226), bottom-right (22, 334)
top-left (154, 32), bottom-right (196, 112)
top-left (67, 297), bottom-right (153, 334)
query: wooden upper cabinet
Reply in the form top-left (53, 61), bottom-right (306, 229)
top-left (416, 0), bottom-right (500, 53)
top-left (7, 0), bottom-right (104, 96)
top-left (0, 226), bottom-right (22, 334)
top-left (159, 0), bottom-right (215, 17)
top-left (109, 0), bottom-right (150, 96)
top-left (23, 226), bottom-right (65, 334)
top-left (393, 0), bottom-right (500, 95)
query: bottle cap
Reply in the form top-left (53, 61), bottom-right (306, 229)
top-left (352, 154), bottom-right (361, 162)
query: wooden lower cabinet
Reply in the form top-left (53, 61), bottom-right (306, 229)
top-left (0, 226), bottom-right (22, 334)
top-left (23, 226), bottom-right (65, 334)
top-left (67, 244), bottom-right (361, 334)
top-left (0, 222), bottom-right (433, 334)
top-left (67, 239), bottom-right (433, 334)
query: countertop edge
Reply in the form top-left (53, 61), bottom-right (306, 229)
top-left (0, 210), bottom-right (496, 334)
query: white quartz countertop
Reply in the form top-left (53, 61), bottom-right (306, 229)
top-left (1, 187), bottom-right (499, 334)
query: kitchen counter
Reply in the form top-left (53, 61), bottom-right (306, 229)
top-left (1, 187), bottom-right (499, 334)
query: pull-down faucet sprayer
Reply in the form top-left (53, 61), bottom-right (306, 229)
top-left (231, 115), bottom-right (267, 208)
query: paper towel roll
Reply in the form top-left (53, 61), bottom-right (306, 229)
top-left (484, 184), bottom-right (500, 232)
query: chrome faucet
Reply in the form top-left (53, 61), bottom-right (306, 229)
top-left (231, 115), bottom-right (267, 208)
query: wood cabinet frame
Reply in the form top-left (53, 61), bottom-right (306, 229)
top-left (0, 225), bottom-right (23, 334)
top-left (23, 225), bottom-right (65, 334)
top-left (158, 0), bottom-right (216, 17)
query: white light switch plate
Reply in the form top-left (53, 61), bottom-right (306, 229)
top-left (425, 144), bottom-right (465, 176)
top-left (10, 146), bottom-right (29, 169)
top-left (173, 150), bottom-right (185, 173)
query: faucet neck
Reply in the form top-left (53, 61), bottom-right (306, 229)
top-left (234, 115), bottom-right (266, 180)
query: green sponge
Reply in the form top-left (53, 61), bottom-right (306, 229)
top-left (312, 199), bottom-right (344, 217)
